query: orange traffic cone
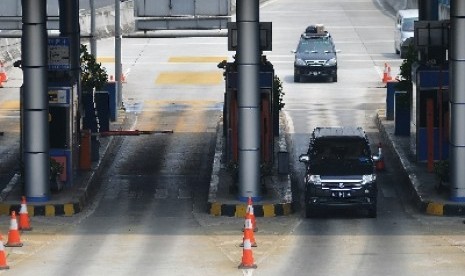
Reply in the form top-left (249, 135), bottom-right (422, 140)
top-left (0, 235), bottom-right (9, 270)
top-left (19, 196), bottom-right (32, 231)
top-left (5, 211), bottom-right (23, 247)
top-left (0, 62), bottom-right (8, 83)
top-left (241, 213), bottom-right (257, 247)
top-left (246, 197), bottom-right (257, 232)
top-left (382, 63), bottom-right (393, 83)
top-left (375, 142), bottom-right (385, 171)
top-left (238, 236), bottom-right (257, 269)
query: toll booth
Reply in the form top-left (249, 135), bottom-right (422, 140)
top-left (223, 60), bottom-right (275, 166)
top-left (48, 85), bottom-right (78, 186)
top-left (412, 67), bottom-right (449, 162)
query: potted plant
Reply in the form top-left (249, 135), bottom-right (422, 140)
top-left (50, 157), bottom-right (64, 192)
top-left (80, 44), bottom-right (108, 93)
top-left (394, 44), bottom-right (417, 136)
top-left (80, 44), bottom-right (109, 161)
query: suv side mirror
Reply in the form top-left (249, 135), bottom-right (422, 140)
top-left (299, 154), bottom-right (310, 163)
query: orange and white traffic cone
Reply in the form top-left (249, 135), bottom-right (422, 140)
top-left (246, 197), bottom-right (257, 232)
top-left (238, 236), bottom-right (257, 269)
top-left (19, 196), bottom-right (32, 231)
top-left (0, 62), bottom-right (8, 83)
top-left (375, 142), bottom-right (385, 171)
top-left (241, 213), bottom-right (257, 247)
top-left (382, 63), bottom-right (392, 83)
top-left (387, 65), bottom-right (393, 81)
top-left (5, 211), bottom-right (23, 247)
top-left (0, 235), bottom-right (9, 270)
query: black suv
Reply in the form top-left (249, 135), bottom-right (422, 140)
top-left (293, 25), bottom-right (339, 82)
top-left (299, 127), bottom-right (377, 218)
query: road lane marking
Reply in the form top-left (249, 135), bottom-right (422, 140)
top-left (0, 100), bottom-right (19, 110)
top-left (97, 56), bottom-right (115, 63)
top-left (168, 56), bottom-right (227, 63)
top-left (156, 71), bottom-right (223, 85)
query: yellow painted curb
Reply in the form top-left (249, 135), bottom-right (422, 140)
top-left (426, 202), bottom-right (444, 216)
top-left (210, 202), bottom-right (222, 216)
top-left (263, 204), bottom-right (275, 217)
top-left (63, 204), bottom-right (75, 216)
top-left (235, 204), bottom-right (247, 217)
top-left (282, 203), bottom-right (292, 215)
top-left (45, 205), bottom-right (55, 216)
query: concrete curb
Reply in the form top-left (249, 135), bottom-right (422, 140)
top-left (0, 113), bottom-right (128, 216)
top-left (375, 111), bottom-right (465, 216)
top-left (207, 112), bottom-right (293, 217)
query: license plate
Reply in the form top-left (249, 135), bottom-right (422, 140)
top-left (331, 191), bottom-right (351, 198)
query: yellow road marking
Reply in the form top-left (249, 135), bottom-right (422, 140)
top-left (0, 100), bottom-right (19, 110)
top-left (156, 71), bottom-right (222, 85)
top-left (168, 56), bottom-right (227, 63)
top-left (97, 56), bottom-right (115, 63)
top-left (143, 100), bottom-right (217, 107)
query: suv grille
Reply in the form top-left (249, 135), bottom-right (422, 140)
top-left (320, 178), bottom-right (363, 190)
top-left (305, 60), bottom-right (325, 66)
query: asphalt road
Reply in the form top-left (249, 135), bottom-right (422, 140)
top-left (1, 0), bottom-right (465, 275)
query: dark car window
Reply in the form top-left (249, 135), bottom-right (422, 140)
top-left (309, 138), bottom-right (372, 175)
top-left (297, 38), bottom-right (334, 53)
top-left (401, 18), bottom-right (417, 31)
top-left (311, 138), bottom-right (370, 160)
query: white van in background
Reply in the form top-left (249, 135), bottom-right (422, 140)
top-left (394, 9), bottom-right (418, 59)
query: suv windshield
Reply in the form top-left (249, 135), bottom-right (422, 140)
top-left (310, 138), bottom-right (372, 175)
top-left (402, 18), bottom-right (417, 31)
top-left (297, 37), bottom-right (334, 53)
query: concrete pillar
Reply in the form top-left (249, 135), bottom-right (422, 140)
top-left (22, 0), bottom-right (50, 201)
top-left (90, 0), bottom-right (97, 57)
top-left (236, 0), bottom-right (261, 201)
top-left (418, 0), bottom-right (439, 20)
top-left (115, 0), bottom-right (123, 110)
top-left (59, 0), bottom-right (80, 85)
top-left (450, 0), bottom-right (465, 201)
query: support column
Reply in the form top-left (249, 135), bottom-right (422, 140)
top-left (450, 0), bottom-right (465, 201)
top-left (115, 0), bottom-right (123, 111)
top-left (59, 0), bottom-right (80, 85)
top-left (418, 0), bottom-right (439, 20)
top-left (22, 0), bottom-right (50, 201)
top-left (90, 0), bottom-right (97, 57)
top-left (236, 0), bottom-right (261, 201)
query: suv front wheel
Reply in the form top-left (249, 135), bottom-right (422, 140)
top-left (367, 202), bottom-right (377, 218)
top-left (305, 203), bottom-right (318, 218)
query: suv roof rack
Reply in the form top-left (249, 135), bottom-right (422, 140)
top-left (301, 24), bottom-right (330, 39)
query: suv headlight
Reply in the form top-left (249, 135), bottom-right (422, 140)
top-left (325, 58), bottom-right (337, 66)
top-left (308, 174), bottom-right (321, 185)
top-left (362, 174), bottom-right (376, 185)
top-left (295, 58), bottom-right (306, 66)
